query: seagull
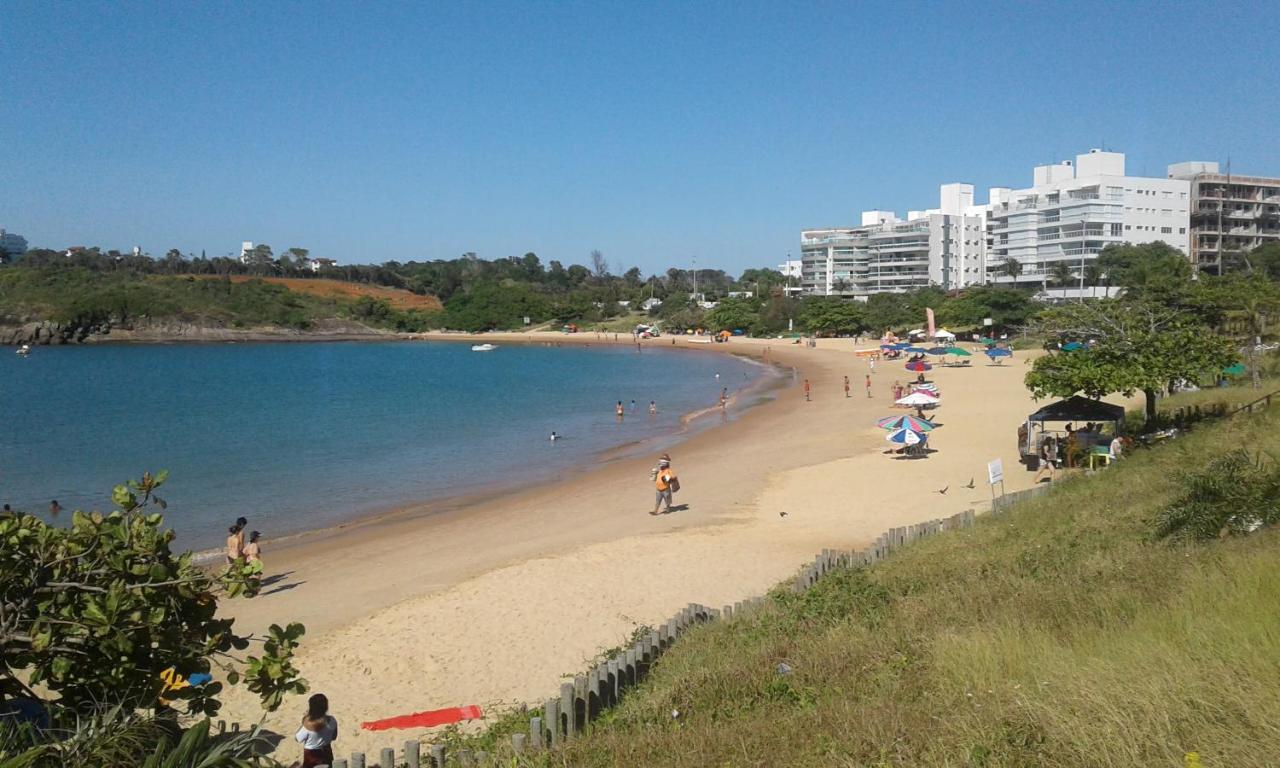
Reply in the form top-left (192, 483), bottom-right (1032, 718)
top-left (936, 486), bottom-right (949, 495)
top-left (964, 478), bottom-right (975, 489)
top-left (779, 511), bottom-right (788, 518)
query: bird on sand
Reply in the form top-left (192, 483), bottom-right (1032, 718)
top-left (964, 478), bottom-right (975, 489)
top-left (936, 486), bottom-right (949, 495)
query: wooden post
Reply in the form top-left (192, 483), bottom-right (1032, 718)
top-left (560, 682), bottom-right (576, 738)
top-left (350, 753), bottom-right (365, 768)
top-left (381, 748), bottom-right (395, 768)
top-left (545, 699), bottom-right (560, 747)
top-left (332, 760), bottom-right (347, 768)
top-left (406, 739), bottom-right (421, 768)
top-left (430, 743), bottom-right (446, 768)
top-left (512, 733), bottom-right (527, 754)
top-left (529, 716), bottom-right (543, 750)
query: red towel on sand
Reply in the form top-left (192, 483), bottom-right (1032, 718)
top-left (361, 705), bottom-right (484, 731)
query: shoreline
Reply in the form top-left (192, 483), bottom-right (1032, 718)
top-left (191, 338), bottom-right (788, 562)
top-left (216, 335), bottom-right (1049, 754)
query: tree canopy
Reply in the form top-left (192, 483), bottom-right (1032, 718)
top-left (1025, 300), bottom-right (1237, 422)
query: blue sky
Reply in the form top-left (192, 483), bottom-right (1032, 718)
top-left (4, 1), bottom-right (1278, 275)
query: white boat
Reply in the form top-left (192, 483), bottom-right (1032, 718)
top-left (15, 344), bottom-right (31, 357)
top-left (470, 343), bottom-right (497, 352)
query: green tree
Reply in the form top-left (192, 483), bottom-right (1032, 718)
top-left (1002, 257), bottom-right (1023, 279)
top-left (1095, 242), bottom-right (1192, 304)
top-left (0, 472), bottom-right (306, 718)
top-left (1048, 261), bottom-right (1074, 288)
top-left (938, 286), bottom-right (1037, 331)
top-left (1025, 300), bottom-right (1237, 423)
top-left (799, 297), bottom-right (865, 336)
top-left (704, 297), bottom-right (760, 332)
top-left (862, 293), bottom-right (916, 335)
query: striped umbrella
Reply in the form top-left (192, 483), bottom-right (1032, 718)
top-left (905, 360), bottom-right (932, 372)
top-left (877, 414), bottom-right (936, 432)
top-left (885, 426), bottom-right (925, 445)
top-left (945, 347), bottom-right (972, 356)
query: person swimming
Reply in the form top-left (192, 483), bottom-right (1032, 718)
top-left (550, 431), bottom-right (560, 441)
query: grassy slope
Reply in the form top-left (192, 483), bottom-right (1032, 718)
top-left (502, 394), bottom-right (1280, 767)
top-left (0, 268), bottom-right (439, 330)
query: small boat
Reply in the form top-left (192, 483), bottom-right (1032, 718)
top-left (15, 344), bottom-right (31, 357)
top-left (470, 343), bottom-right (497, 352)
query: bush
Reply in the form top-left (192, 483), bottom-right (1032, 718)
top-left (1154, 449), bottom-right (1280, 540)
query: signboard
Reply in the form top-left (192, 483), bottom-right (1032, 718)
top-left (983, 317), bottom-right (993, 327)
top-left (987, 458), bottom-right (1004, 486)
top-left (523, 316), bottom-right (531, 325)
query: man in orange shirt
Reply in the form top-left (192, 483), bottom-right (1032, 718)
top-left (650, 455), bottom-right (677, 516)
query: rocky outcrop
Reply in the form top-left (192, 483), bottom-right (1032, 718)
top-left (0, 320), bottom-right (106, 346)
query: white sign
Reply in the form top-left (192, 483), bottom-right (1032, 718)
top-left (983, 317), bottom-right (993, 326)
top-left (523, 316), bottom-right (531, 325)
top-left (987, 458), bottom-right (1004, 486)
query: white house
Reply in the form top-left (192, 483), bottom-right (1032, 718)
top-left (309, 257), bottom-right (338, 272)
top-left (641, 297), bottom-right (663, 311)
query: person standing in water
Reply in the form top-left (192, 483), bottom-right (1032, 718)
top-left (615, 401), bottom-right (625, 419)
top-left (648, 401), bottom-right (657, 415)
top-left (630, 399), bottom-right (637, 413)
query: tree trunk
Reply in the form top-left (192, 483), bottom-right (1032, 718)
top-left (1145, 388), bottom-right (1158, 424)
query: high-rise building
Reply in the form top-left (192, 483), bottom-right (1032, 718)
top-left (799, 185), bottom-right (987, 297)
top-left (1167, 162), bottom-right (1280, 274)
top-left (986, 150), bottom-right (1190, 286)
top-left (0, 228), bottom-right (28, 261)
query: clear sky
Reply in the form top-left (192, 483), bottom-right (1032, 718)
top-left (4, 1), bottom-right (1278, 275)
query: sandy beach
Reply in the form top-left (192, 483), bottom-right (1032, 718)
top-left (216, 333), bottom-right (1047, 754)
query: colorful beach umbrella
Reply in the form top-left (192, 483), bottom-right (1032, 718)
top-left (985, 347), bottom-right (1013, 357)
top-left (895, 391), bottom-right (940, 407)
top-left (945, 347), bottom-right (971, 356)
top-left (885, 426), bottom-right (925, 445)
top-left (878, 414), bottom-right (936, 432)
top-left (913, 383), bottom-right (939, 394)
top-left (904, 346), bottom-right (929, 353)
top-left (925, 346), bottom-right (949, 356)
top-left (905, 360), bottom-right (933, 372)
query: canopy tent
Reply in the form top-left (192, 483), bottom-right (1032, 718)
top-left (932, 329), bottom-right (956, 339)
top-left (1028, 396), bottom-right (1125, 424)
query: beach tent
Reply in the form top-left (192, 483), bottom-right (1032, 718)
top-left (1027, 396), bottom-right (1124, 424)
top-left (933, 329), bottom-right (956, 339)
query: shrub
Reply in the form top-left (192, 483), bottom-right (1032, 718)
top-left (1154, 449), bottom-right (1280, 540)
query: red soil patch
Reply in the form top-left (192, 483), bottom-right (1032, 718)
top-left (213, 276), bottom-right (442, 311)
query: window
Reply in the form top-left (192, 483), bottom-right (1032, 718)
top-left (1162, 209), bottom-right (1172, 216)
top-left (1111, 223), bottom-right (1123, 236)
top-left (1180, 192), bottom-right (1188, 199)
top-left (1161, 227), bottom-right (1172, 234)
top-left (1163, 191), bottom-right (1172, 199)
top-left (1179, 228), bottom-right (1186, 234)
top-left (1125, 225), bottom-right (1131, 230)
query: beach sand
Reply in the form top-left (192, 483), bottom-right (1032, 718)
top-left (216, 333), bottom-right (1046, 754)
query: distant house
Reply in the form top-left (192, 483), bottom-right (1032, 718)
top-left (239, 241), bottom-right (255, 264)
top-left (309, 258), bottom-right (338, 272)
top-left (617, 300), bottom-right (632, 309)
top-left (727, 291), bottom-right (754, 299)
top-left (641, 297), bottom-right (663, 311)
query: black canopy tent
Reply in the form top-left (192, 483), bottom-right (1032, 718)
top-left (1028, 395), bottom-right (1125, 424)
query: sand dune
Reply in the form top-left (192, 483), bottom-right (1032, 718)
top-left (217, 334), bottom-right (1045, 756)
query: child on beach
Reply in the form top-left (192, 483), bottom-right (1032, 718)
top-left (243, 531), bottom-right (262, 564)
top-left (295, 693), bottom-right (338, 768)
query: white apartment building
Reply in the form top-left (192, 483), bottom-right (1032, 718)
top-left (986, 149), bottom-right (1190, 286)
top-left (799, 184), bottom-right (987, 297)
top-left (777, 259), bottom-right (804, 295)
top-left (0, 228), bottom-right (28, 260)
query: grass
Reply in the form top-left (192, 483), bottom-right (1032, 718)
top-left (464, 397), bottom-right (1280, 767)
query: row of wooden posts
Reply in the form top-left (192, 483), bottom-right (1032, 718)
top-left (233, 506), bottom-right (1003, 767)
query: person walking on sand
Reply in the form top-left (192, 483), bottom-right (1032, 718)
top-left (650, 455), bottom-right (678, 515)
top-left (843, 376), bottom-right (851, 398)
top-left (869, 357), bottom-right (876, 374)
top-left (865, 374), bottom-right (873, 398)
top-left (225, 526), bottom-right (243, 564)
top-left (1034, 438), bottom-right (1056, 484)
top-left (295, 693), bottom-right (338, 768)
top-left (803, 379), bottom-right (811, 401)
top-left (243, 531), bottom-right (262, 564)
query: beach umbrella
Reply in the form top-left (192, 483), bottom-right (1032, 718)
top-left (877, 414), bottom-right (936, 432)
top-left (895, 392), bottom-right (940, 407)
top-left (1223, 362), bottom-right (1247, 376)
top-left (908, 329), bottom-right (925, 336)
top-left (985, 347), bottom-right (1013, 357)
top-left (884, 426), bottom-right (924, 446)
top-left (904, 360), bottom-right (932, 372)
top-left (945, 347), bottom-right (971, 356)
top-left (904, 346), bottom-right (929, 354)
top-left (912, 383), bottom-right (939, 394)
top-left (1061, 341), bottom-right (1085, 351)
top-left (925, 346), bottom-right (948, 356)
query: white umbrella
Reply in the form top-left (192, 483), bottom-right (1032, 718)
top-left (896, 392), bottom-right (940, 407)
top-left (933, 329), bottom-right (956, 338)
top-left (884, 427), bottom-right (923, 445)
top-left (908, 329), bottom-right (925, 335)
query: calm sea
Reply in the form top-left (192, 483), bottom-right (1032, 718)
top-left (0, 341), bottom-right (769, 549)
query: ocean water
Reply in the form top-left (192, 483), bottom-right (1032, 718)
top-left (0, 341), bottom-right (769, 549)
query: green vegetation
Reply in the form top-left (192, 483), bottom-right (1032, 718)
top-left (479, 402), bottom-right (1280, 767)
top-left (0, 473), bottom-right (305, 766)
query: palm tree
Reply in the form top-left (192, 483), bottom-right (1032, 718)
top-left (1049, 261), bottom-right (1074, 287)
top-left (1001, 257), bottom-right (1023, 280)
top-left (831, 277), bottom-right (851, 295)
